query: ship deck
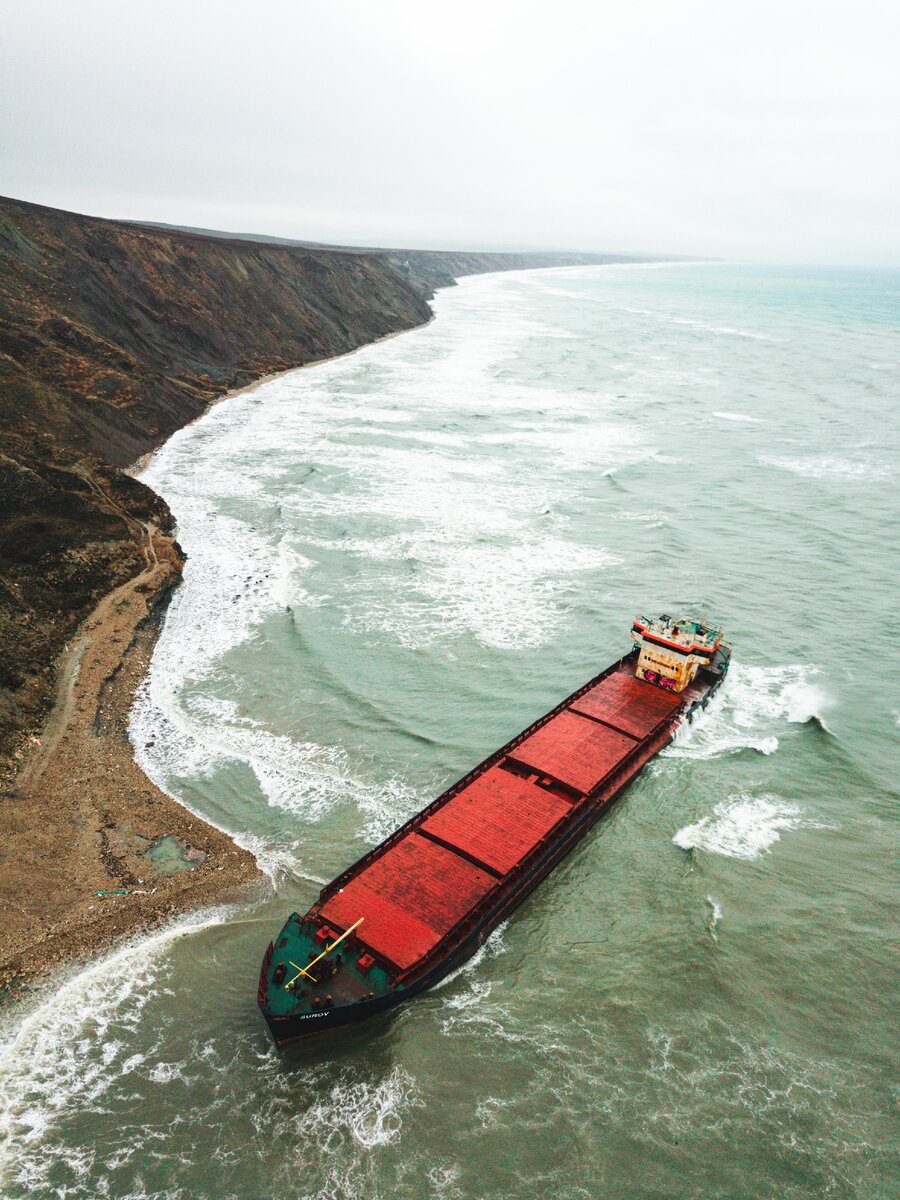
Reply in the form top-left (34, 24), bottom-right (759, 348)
top-left (263, 916), bottom-right (393, 1018)
top-left (313, 659), bottom-right (691, 980)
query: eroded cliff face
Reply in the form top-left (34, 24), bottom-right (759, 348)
top-left (0, 195), bottom-right (629, 775)
top-left (0, 198), bottom-right (441, 469)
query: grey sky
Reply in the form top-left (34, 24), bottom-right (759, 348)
top-left (2, 1), bottom-right (898, 263)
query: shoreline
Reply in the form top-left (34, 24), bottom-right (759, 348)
top-left (0, 461), bottom-right (266, 999)
top-left (126, 319), bottom-right (433, 478)
top-left (0, 260), bottom-right (631, 1003)
top-left (0, 312), bottom-right (446, 1002)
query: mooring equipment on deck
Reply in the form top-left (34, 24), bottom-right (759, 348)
top-left (285, 917), bottom-right (365, 988)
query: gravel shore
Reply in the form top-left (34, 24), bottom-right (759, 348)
top-left (0, 518), bottom-right (262, 998)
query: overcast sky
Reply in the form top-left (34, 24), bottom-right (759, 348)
top-left (2, 1), bottom-right (898, 263)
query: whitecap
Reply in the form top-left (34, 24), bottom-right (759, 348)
top-left (613, 508), bottom-right (667, 527)
top-left (713, 411), bottom-right (763, 423)
top-left (475, 1096), bottom-right (513, 1129)
top-left (668, 316), bottom-right (788, 342)
top-left (673, 793), bottom-right (831, 860)
top-left (706, 896), bottom-right (723, 941)
top-left (759, 454), bottom-right (892, 483)
top-left (665, 662), bottom-right (831, 759)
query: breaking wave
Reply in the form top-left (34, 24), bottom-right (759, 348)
top-left (673, 793), bottom-right (832, 860)
top-left (665, 662), bottom-right (831, 759)
top-left (759, 454), bottom-right (892, 483)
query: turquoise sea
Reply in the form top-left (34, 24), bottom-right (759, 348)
top-left (1, 263), bottom-right (898, 1198)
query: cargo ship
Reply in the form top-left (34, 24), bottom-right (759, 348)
top-left (258, 615), bottom-right (731, 1045)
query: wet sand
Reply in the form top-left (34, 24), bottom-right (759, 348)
top-left (0, 492), bottom-right (262, 997)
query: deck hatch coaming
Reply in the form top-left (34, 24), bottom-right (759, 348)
top-left (570, 671), bottom-right (682, 740)
top-left (420, 765), bottom-right (573, 876)
top-left (510, 708), bottom-right (636, 795)
top-left (318, 832), bottom-right (496, 971)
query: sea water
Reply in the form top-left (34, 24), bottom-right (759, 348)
top-left (1, 264), bottom-right (897, 1199)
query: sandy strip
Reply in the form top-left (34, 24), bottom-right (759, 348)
top-left (0, 484), bottom-right (262, 998)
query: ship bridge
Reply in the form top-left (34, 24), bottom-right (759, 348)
top-left (630, 614), bottom-right (723, 693)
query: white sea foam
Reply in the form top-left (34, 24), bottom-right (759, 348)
top-left (713, 410), bottom-right (763, 423)
top-left (673, 793), bottom-right (831, 860)
top-left (523, 279), bottom-right (586, 300)
top-left (341, 534), bottom-right (622, 651)
top-left (235, 831), bottom-right (320, 885)
top-left (294, 1066), bottom-right (420, 1150)
top-left (439, 998), bottom-right (563, 1054)
top-left (759, 454), bottom-right (892, 483)
top-left (706, 896), bottom-right (723, 941)
top-left (670, 317), bottom-right (788, 342)
top-left (134, 681), bottom-right (420, 852)
top-left (0, 908), bottom-right (233, 1188)
top-left (613, 508), bottom-right (667, 527)
top-left (438, 955), bottom-right (562, 1054)
top-left (354, 774), bottom-right (423, 844)
top-left (611, 303), bottom-right (786, 342)
top-left (475, 1096), bottom-right (513, 1130)
top-left (664, 662), bottom-right (831, 759)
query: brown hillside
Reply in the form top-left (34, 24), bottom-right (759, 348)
top-left (0, 195), bottom-right (636, 775)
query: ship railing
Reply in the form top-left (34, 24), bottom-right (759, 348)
top-left (257, 941), bottom-right (274, 1005)
top-left (317, 653), bottom-right (639, 907)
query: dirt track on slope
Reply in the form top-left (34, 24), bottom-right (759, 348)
top-left (0, 479), bottom-right (262, 996)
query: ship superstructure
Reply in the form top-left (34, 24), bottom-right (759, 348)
top-left (631, 614), bottom-right (725, 693)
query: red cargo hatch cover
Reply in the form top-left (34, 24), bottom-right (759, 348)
top-left (512, 710), bottom-right (634, 794)
top-left (571, 670), bottom-right (682, 740)
top-left (318, 833), bottom-right (495, 971)
top-left (421, 766), bottom-right (572, 876)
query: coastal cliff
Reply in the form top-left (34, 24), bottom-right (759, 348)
top-left (0, 195), bottom-right (632, 775)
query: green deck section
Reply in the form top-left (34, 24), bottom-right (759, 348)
top-left (264, 916), bottom-right (392, 1018)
